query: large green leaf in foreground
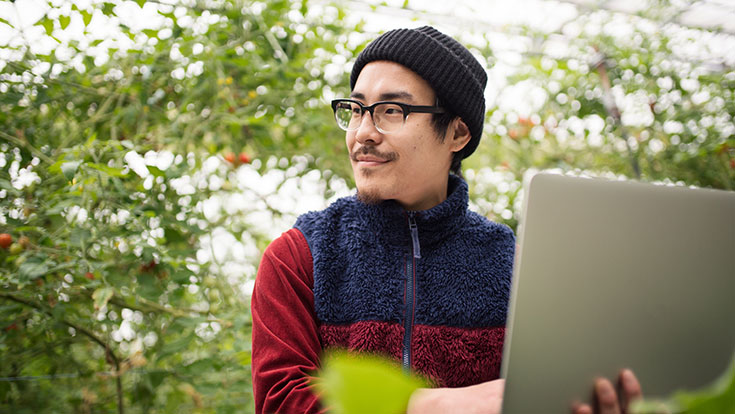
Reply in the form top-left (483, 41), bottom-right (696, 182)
top-left (312, 351), bottom-right (428, 414)
top-left (633, 352), bottom-right (735, 414)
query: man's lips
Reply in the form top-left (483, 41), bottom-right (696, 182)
top-left (355, 156), bottom-right (389, 165)
top-left (350, 147), bottom-right (398, 166)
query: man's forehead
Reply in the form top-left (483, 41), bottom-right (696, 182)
top-left (350, 61), bottom-right (436, 103)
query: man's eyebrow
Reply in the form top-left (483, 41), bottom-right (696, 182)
top-left (349, 92), bottom-right (366, 100)
top-left (349, 91), bottom-right (415, 102)
top-left (379, 91), bottom-right (414, 102)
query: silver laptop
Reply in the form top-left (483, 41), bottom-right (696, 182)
top-left (500, 173), bottom-right (735, 413)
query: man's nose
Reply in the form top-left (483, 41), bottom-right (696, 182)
top-left (354, 111), bottom-right (382, 145)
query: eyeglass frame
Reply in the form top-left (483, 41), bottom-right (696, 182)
top-left (330, 98), bottom-right (446, 134)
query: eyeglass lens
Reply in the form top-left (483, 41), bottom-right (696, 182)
top-left (334, 101), bottom-right (406, 133)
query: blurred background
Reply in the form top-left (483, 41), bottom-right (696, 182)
top-left (0, 0), bottom-right (733, 412)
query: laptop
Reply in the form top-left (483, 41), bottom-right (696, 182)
top-left (500, 173), bottom-right (735, 413)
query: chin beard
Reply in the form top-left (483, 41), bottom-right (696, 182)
top-left (356, 188), bottom-right (385, 205)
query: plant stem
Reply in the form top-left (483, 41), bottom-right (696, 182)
top-left (0, 292), bottom-right (125, 414)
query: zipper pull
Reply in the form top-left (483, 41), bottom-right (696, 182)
top-left (408, 213), bottom-right (421, 259)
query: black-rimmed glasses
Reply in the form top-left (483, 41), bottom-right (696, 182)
top-left (331, 99), bottom-right (445, 134)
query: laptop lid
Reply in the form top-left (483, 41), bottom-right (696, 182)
top-left (500, 173), bottom-right (735, 413)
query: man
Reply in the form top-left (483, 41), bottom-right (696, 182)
top-left (251, 26), bottom-right (640, 414)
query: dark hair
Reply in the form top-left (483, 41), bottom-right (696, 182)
top-left (431, 102), bottom-right (464, 178)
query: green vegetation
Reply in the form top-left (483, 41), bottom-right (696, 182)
top-left (312, 351), bottom-right (428, 414)
top-left (633, 351), bottom-right (735, 414)
top-left (1, 1), bottom-right (358, 412)
top-left (1, 0), bottom-right (733, 412)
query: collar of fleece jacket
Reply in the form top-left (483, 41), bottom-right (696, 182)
top-left (356, 174), bottom-right (470, 249)
top-left (294, 174), bottom-right (515, 328)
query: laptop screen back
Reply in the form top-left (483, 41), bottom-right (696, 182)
top-left (501, 174), bottom-right (735, 413)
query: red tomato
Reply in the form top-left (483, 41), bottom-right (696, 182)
top-left (0, 233), bottom-right (11, 249)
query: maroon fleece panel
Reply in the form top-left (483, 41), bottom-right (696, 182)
top-left (251, 229), bottom-right (324, 414)
top-left (320, 321), bottom-right (504, 387)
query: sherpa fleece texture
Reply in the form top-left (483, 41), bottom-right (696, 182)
top-left (251, 175), bottom-right (514, 414)
top-left (297, 175), bottom-right (514, 380)
top-left (295, 175), bottom-right (514, 329)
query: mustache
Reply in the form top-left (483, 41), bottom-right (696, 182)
top-left (350, 146), bottom-right (399, 162)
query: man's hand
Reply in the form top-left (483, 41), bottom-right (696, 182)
top-left (406, 369), bottom-right (640, 414)
top-left (407, 379), bottom-right (505, 414)
top-left (573, 369), bottom-right (642, 414)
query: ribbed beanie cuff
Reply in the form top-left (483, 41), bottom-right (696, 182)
top-left (350, 26), bottom-right (487, 159)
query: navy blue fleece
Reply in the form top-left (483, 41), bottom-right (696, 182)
top-left (295, 175), bottom-right (515, 328)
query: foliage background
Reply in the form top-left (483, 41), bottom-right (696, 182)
top-left (0, 0), bottom-right (733, 412)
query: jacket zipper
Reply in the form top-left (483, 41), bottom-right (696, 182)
top-left (403, 212), bottom-right (421, 373)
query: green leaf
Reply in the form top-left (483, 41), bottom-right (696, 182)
top-left (672, 353), bottom-right (735, 414)
top-left (164, 227), bottom-right (185, 244)
top-left (633, 352), bottom-right (735, 414)
top-left (147, 370), bottom-right (167, 388)
top-left (61, 161), bottom-right (82, 181)
top-left (88, 163), bottom-right (128, 177)
top-left (18, 260), bottom-right (50, 281)
top-left (312, 351), bottom-right (428, 414)
top-left (147, 165), bottom-right (165, 177)
top-left (137, 272), bottom-right (161, 300)
top-left (0, 179), bottom-right (18, 195)
top-left (59, 15), bottom-right (70, 30)
top-left (171, 268), bottom-right (194, 283)
top-left (158, 335), bottom-right (193, 360)
top-left (11, 226), bottom-right (36, 232)
top-left (46, 198), bottom-right (78, 215)
top-left (101, 2), bottom-right (115, 15)
top-left (0, 17), bottom-right (11, 27)
top-left (143, 29), bottom-right (157, 38)
top-left (69, 228), bottom-right (91, 247)
top-left (40, 17), bottom-right (54, 36)
top-left (236, 350), bottom-right (251, 366)
top-left (182, 357), bottom-right (221, 374)
top-left (46, 262), bottom-right (77, 274)
top-left (92, 287), bottom-right (114, 310)
top-left (81, 10), bottom-right (92, 27)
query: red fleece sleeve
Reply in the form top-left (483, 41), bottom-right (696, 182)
top-left (251, 228), bottom-right (324, 414)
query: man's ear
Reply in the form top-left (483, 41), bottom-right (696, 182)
top-left (447, 118), bottom-right (472, 153)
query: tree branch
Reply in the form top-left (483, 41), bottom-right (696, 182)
top-left (0, 292), bottom-right (125, 414)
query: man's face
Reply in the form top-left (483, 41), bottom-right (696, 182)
top-left (347, 61), bottom-right (462, 211)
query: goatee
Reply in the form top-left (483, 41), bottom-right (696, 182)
top-left (356, 189), bottom-right (385, 205)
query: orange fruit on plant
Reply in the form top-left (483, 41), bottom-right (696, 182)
top-left (0, 233), bottom-right (11, 249)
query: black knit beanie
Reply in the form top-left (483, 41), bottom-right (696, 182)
top-left (350, 26), bottom-right (487, 159)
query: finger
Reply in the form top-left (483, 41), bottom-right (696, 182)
top-left (571, 402), bottom-right (593, 414)
top-left (619, 369), bottom-right (643, 413)
top-left (595, 378), bottom-right (621, 414)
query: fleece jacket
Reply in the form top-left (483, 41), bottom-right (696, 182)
top-left (251, 175), bottom-right (515, 414)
